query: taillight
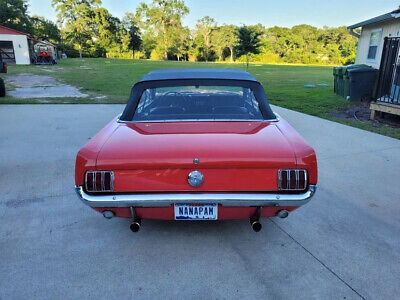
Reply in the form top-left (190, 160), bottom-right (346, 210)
top-left (278, 169), bottom-right (307, 191)
top-left (85, 171), bottom-right (114, 192)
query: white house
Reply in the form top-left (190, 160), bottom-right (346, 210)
top-left (348, 8), bottom-right (400, 69)
top-left (0, 25), bottom-right (31, 64)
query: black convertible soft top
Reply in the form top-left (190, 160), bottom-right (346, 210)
top-left (139, 69), bottom-right (258, 82)
top-left (120, 69), bottom-right (276, 121)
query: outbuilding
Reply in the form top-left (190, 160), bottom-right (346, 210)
top-left (0, 25), bottom-right (57, 65)
top-left (0, 25), bottom-right (31, 64)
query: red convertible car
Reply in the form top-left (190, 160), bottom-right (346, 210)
top-left (75, 69), bottom-right (317, 232)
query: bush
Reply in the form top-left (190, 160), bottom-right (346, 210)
top-left (150, 49), bottom-right (163, 60)
top-left (106, 50), bottom-right (146, 59)
top-left (107, 50), bottom-right (133, 59)
top-left (252, 52), bottom-right (280, 64)
top-left (235, 53), bottom-right (279, 64)
top-left (63, 45), bottom-right (91, 58)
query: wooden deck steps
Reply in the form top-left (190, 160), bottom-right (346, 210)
top-left (370, 102), bottom-right (400, 120)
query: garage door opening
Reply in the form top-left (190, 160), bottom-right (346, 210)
top-left (0, 41), bottom-right (16, 63)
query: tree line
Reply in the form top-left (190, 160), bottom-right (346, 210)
top-left (0, 0), bottom-right (357, 66)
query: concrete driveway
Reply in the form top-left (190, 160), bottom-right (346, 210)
top-left (0, 105), bottom-right (399, 299)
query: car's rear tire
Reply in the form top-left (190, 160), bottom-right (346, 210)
top-left (0, 78), bottom-right (5, 97)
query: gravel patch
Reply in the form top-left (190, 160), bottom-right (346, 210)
top-left (6, 73), bottom-right (88, 98)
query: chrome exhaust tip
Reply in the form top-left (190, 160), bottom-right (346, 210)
top-left (102, 210), bottom-right (114, 219)
top-left (251, 220), bottom-right (262, 232)
top-left (130, 220), bottom-right (141, 232)
top-left (277, 210), bottom-right (289, 218)
top-left (250, 206), bottom-right (262, 232)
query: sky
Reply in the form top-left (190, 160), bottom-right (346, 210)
top-left (28, 0), bottom-right (398, 28)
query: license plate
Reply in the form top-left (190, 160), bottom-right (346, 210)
top-left (174, 203), bottom-right (218, 220)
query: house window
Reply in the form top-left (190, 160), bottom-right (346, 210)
top-left (367, 29), bottom-right (382, 61)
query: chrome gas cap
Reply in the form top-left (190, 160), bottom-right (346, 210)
top-left (187, 170), bottom-right (204, 187)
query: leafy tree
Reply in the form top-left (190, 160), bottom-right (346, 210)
top-left (212, 25), bottom-right (238, 62)
top-left (320, 26), bottom-right (357, 64)
top-left (136, 0), bottom-right (189, 60)
top-left (236, 25), bottom-right (263, 70)
top-left (52, 0), bottom-right (101, 58)
top-left (122, 13), bottom-right (142, 59)
top-left (173, 25), bottom-right (191, 61)
top-left (141, 32), bottom-right (157, 58)
top-left (40, 0), bottom-right (357, 64)
top-left (127, 22), bottom-right (142, 59)
top-left (0, 0), bottom-right (32, 33)
top-left (195, 16), bottom-right (216, 62)
top-left (92, 7), bottom-right (121, 56)
top-left (30, 15), bottom-right (61, 44)
top-left (264, 25), bottom-right (357, 65)
top-left (265, 26), bottom-right (292, 59)
top-left (187, 29), bottom-right (201, 61)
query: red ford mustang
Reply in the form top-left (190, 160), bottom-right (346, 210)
top-left (75, 69), bottom-right (317, 232)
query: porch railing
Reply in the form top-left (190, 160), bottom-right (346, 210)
top-left (375, 37), bottom-right (400, 105)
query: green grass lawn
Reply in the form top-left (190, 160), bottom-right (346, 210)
top-left (2, 58), bottom-right (400, 139)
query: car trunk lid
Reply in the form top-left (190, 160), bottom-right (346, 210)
top-left (96, 121), bottom-right (296, 191)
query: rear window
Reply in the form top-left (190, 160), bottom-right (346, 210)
top-left (132, 86), bottom-right (264, 121)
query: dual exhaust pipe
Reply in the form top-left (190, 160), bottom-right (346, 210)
top-left (250, 206), bottom-right (263, 232)
top-left (103, 208), bottom-right (141, 232)
top-left (129, 207), bottom-right (141, 232)
top-left (250, 208), bottom-right (289, 232)
top-left (250, 219), bottom-right (262, 232)
top-left (103, 207), bottom-right (289, 233)
top-left (130, 219), bottom-right (141, 232)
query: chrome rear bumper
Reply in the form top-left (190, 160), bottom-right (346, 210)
top-left (75, 185), bottom-right (317, 208)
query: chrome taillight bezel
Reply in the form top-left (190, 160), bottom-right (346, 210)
top-left (278, 169), bottom-right (307, 191)
top-left (85, 171), bottom-right (114, 192)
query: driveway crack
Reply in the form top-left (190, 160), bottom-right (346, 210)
top-left (270, 219), bottom-right (366, 300)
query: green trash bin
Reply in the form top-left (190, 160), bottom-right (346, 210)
top-left (337, 67), bottom-right (345, 97)
top-left (343, 64), bottom-right (372, 99)
top-left (333, 67), bottom-right (339, 94)
top-left (343, 71), bottom-right (350, 99)
top-left (347, 68), bottom-right (378, 101)
top-left (333, 64), bottom-right (372, 98)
